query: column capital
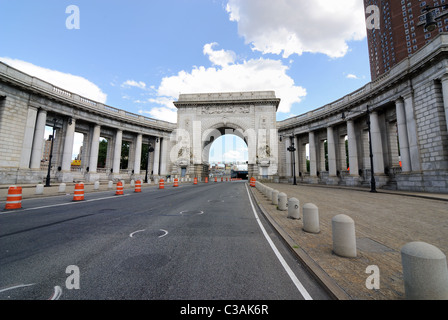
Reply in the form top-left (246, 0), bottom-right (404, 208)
top-left (440, 73), bottom-right (448, 83)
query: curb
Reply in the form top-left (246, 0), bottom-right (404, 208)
top-left (247, 183), bottom-right (351, 300)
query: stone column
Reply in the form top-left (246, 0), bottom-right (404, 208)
top-left (61, 118), bottom-right (76, 172)
top-left (309, 131), bottom-right (317, 177)
top-left (30, 109), bottom-right (47, 169)
top-left (88, 124), bottom-right (101, 173)
top-left (159, 137), bottom-right (168, 176)
top-left (395, 99), bottom-right (411, 172)
top-left (112, 129), bottom-right (122, 174)
top-left (20, 107), bottom-right (38, 168)
top-left (327, 126), bottom-right (337, 176)
top-left (133, 133), bottom-right (143, 175)
top-left (403, 92), bottom-right (421, 172)
top-left (153, 137), bottom-right (160, 176)
top-left (440, 75), bottom-right (448, 136)
top-left (369, 111), bottom-right (385, 174)
top-left (347, 120), bottom-right (359, 176)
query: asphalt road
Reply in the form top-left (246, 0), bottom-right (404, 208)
top-left (0, 181), bottom-right (330, 301)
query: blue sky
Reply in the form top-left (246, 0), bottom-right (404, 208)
top-left (0, 0), bottom-right (371, 163)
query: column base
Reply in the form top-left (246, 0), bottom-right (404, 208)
top-left (57, 171), bottom-right (74, 183)
top-left (85, 172), bottom-right (100, 182)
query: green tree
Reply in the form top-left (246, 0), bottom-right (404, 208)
top-left (97, 139), bottom-right (108, 168)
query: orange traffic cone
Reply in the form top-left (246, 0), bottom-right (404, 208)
top-left (135, 180), bottom-right (142, 193)
top-left (5, 186), bottom-right (22, 210)
top-left (115, 181), bottom-right (124, 195)
top-left (73, 183), bottom-right (85, 201)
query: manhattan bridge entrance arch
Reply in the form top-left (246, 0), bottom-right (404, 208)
top-left (171, 91), bottom-right (280, 180)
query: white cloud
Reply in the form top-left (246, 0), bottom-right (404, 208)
top-left (121, 79), bottom-right (147, 89)
top-left (0, 57), bottom-right (107, 103)
top-left (203, 42), bottom-right (237, 67)
top-left (346, 73), bottom-right (359, 79)
top-left (138, 107), bottom-right (177, 123)
top-left (223, 150), bottom-right (243, 160)
top-left (226, 0), bottom-right (366, 58)
top-left (152, 43), bottom-right (306, 114)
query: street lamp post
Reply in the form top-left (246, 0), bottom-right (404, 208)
top-left (423, 5), bottom-right (448, 32)
top-left (45, 118), bottom-right (57, 187)
top-left (342, 105), bottom-right (376, 193)
top-left (280, 134), bottom-right (297, 185)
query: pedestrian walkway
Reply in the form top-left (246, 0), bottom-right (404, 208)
top-left (249, 182), bottom-right (448, 300)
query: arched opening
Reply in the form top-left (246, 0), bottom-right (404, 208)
top-left (207, 132), bottom-right (248, 180)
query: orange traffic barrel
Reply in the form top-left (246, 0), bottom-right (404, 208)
top-left (173, 178), bottom-right (179, 187)
top-left (221, 177), bottom-right (223, 182)
top-left (250, 177), bottom-right (256, 187)
top-left (205, 177), bottom-right (208, 183)
top-left (135, 180), bottom-right (142, 193)
top-left (73, 183), bottom-right (85, 201)
top-left (214, 177), bottom-right (217, 183)
top-left (5, 186), bottom-right (22, 210)
top-left (115, 181), bottom-right (124, 195)
top-left (194, 177), bottom-right (197, 185)
top-left (159, 179), bottom-right (165, 189)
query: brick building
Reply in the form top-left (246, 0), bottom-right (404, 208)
top-left (365, 0), bottom-right (448, 80)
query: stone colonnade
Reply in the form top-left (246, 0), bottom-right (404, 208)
top-left (279, 80), bottom-right (448, 193)
top-left (21, 108), bottom-right (169, 183)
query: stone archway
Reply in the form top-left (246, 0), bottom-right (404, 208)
top-left (171, 91), bottom-right (280, 180)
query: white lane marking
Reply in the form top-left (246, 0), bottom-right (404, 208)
top-left (130, 229), bottom-right (146, 238)
top-left (49, 286), bottom-right (62, 300)
top-left (130, 229), bottom-right (169, 238)
top-left (0, 283), bottom-right (35, 293)
top-left (245, 184), bottom-right (313, 300)
top-left (158, 229), bottom-right (168, 238)
top-left (0, 194), bottom-right (130, 215)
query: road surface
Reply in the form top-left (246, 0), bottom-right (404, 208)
top-left (0, 181), bottom-right (330, 301)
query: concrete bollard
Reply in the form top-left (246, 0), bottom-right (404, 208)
top-left (278, 192), bottom-right (287, 211)
top-left (94, 181), bottom-right (100, 190)
top-left (58, 183), bottom-right (66, 193)
top-left (266, 187), bottom-right (273, 201)
top-left (35, 184), bottom-right (44, 195)
top-left (401, 241), bottom-right (448, 300)
top-left (303, 203), bottom-right (320, 233)
top-left (332, 214), bottom-right (357, 258)
top-left (272, 190), bottom-right (279, 205)
top-left (130, 180), bottom-right (135, 187)
top-left (108, 181), bottom-right (113, 189)
top-left (287, 197), bottom-right (300, 219)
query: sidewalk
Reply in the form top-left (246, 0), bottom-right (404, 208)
top-left (249, 182), bottom-right (448, 300)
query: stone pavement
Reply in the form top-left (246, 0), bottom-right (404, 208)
top-left (249, 182), bottom-right (448, 300)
